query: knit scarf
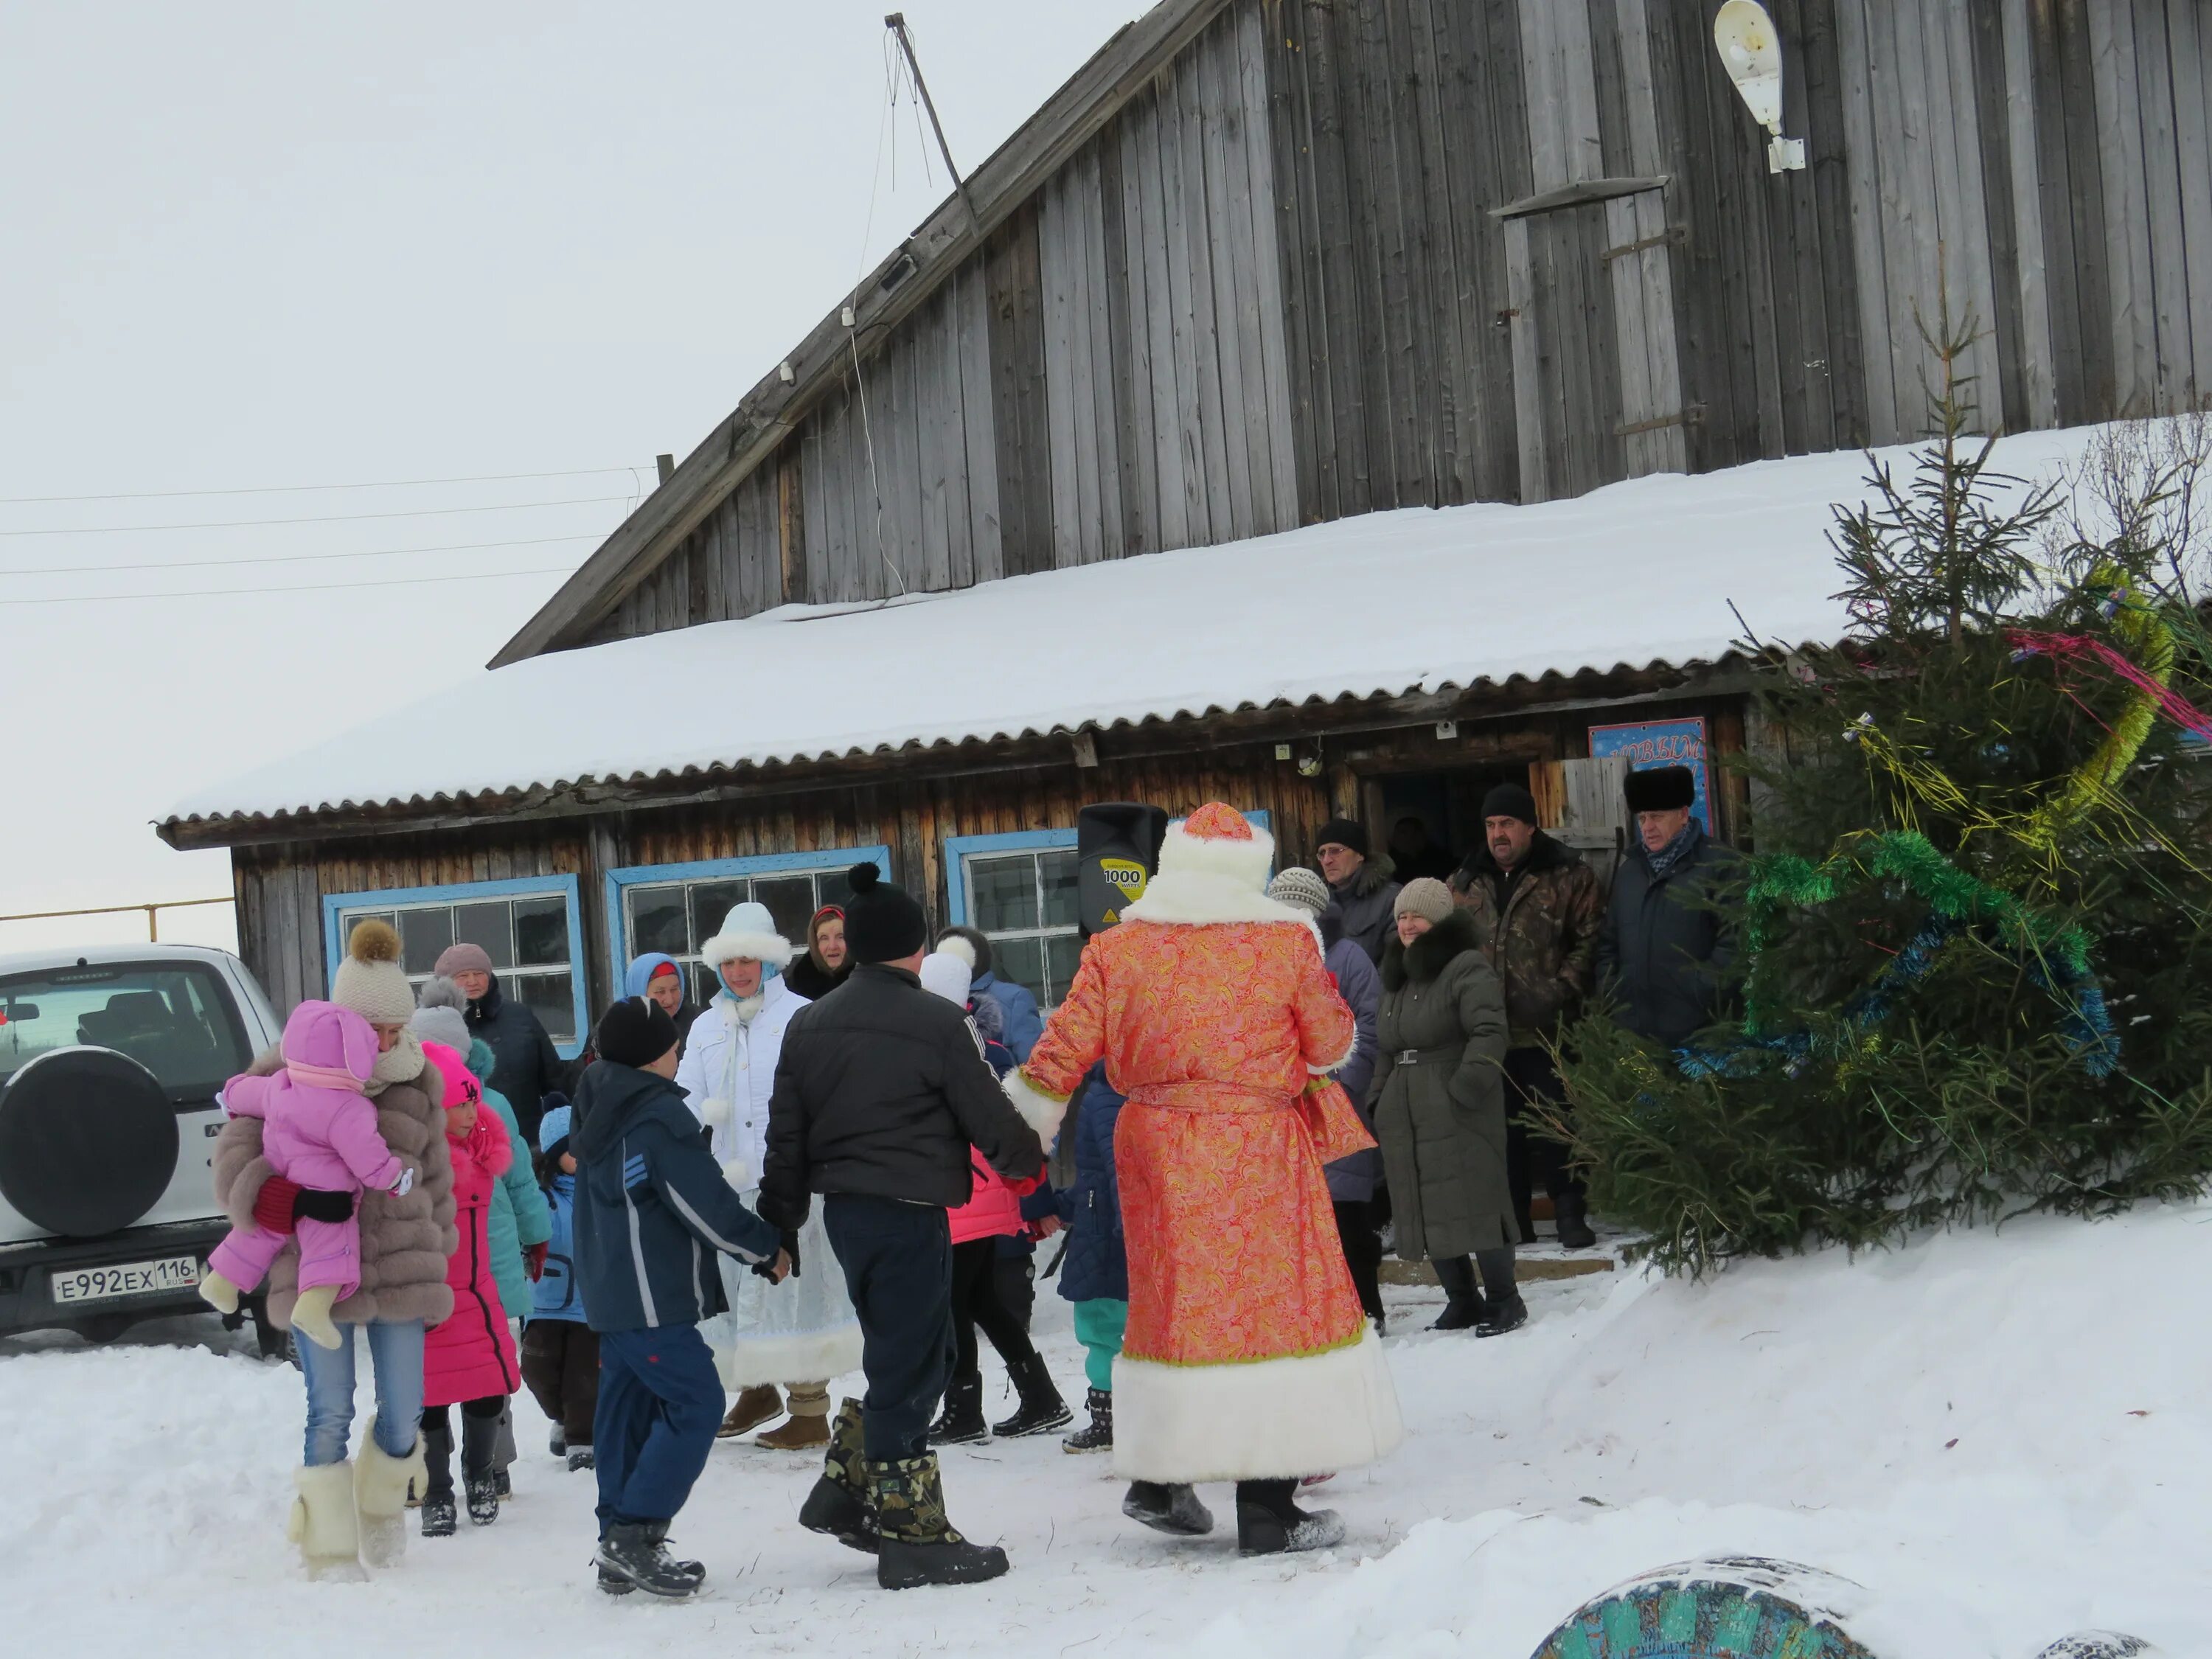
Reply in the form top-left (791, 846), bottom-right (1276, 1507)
top-left (1644, 823), bottom-right (1701, 882)
top-left (366, 1027), bottom-right (426, 1095)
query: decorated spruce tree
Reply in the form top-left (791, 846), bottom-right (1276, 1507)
top-left (1556, 313), bottom-right (2212, 1275)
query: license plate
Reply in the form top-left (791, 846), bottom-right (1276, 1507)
top-left (50, 1255), bottom-right (201, 1305)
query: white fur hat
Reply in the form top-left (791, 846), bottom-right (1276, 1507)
top-left (700, 900), bottom-right (793, 970)
top-left (918, 950), bottom-right (973, 1008)
top-left (1155, 801), bottom-right (1276, 892)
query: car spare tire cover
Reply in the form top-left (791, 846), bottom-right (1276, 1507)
top-left (0, 1046), bottom-right (178, 1237)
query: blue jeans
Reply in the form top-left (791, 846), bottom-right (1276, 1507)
top-left (295, 1319), bottom-right (426, 1467)
top-left (594, 1324), bottom-right (723, 1532)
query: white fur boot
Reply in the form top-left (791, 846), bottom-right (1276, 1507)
top-left (286, 1462), bottom-right (363, 1580)
top-left (355, 1436), bottom-right (426, 1569)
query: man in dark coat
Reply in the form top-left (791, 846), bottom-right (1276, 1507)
top-left (1595, 766), bottom-right (1738, 1048)
top-left (436, 942), bottom-right (563, 1147)
top-left (762, 861), bottom-right (1051, 1592)
top-left (1314, 816), bottom-right (1402, 965)
top-left (1452, 783), bottom-right (1604, 1250)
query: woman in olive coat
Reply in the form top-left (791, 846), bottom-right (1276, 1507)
top-left (1368, 878), bottom-right (1527, 1336)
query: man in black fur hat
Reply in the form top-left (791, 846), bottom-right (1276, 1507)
top-left (1594, 765), bottom-right (1738, 1047)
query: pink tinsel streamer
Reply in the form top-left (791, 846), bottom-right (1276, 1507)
top-left (2007, 628), bottom-right (2212, 743)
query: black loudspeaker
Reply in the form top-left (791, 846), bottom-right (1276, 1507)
top-left (1077, 803), bottom-right (1169, 937)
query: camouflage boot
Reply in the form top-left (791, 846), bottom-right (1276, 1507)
top-left (796, 1397), bottom-right (875, 1554)
top-left (868, 1453), bottom-right (1009, 1590)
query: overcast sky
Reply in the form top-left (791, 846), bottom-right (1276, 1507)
top-left (0, 1), bottom-right (1154, 956)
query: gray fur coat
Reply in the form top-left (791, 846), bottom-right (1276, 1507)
top-left (212, 1048), bottom-right (459, 1329)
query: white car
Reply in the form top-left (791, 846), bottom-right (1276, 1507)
top-left (0, 942), bottom-right (286, 1350)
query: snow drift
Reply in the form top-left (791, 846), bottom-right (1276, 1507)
top-left (0, 1203), bottom-right (2199, 1656)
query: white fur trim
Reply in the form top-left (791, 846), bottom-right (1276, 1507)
top-left (937, 933), bottom-right (978, 970)
top-left (716, 1325), bottom-right (866, 1391)
top-left (1111, 1326), bottom-right (1404, 1483)
top-left (720, 1155), bottom-right (754, 1191)
top-left (1123, 868), bottom-right (1318, 931)
top-left (1155, 814), bottom-right (1277, 891)
top-left (700, 929), bottom-right (795, 971)
top-left (700, 1096), bottom-right (734, 1129)
top-left (291, 1462), bottom-right (361, 1568)
top-left (1004, 1068), bottom-right (1068, 1151)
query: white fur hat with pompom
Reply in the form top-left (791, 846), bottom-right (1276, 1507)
top-left (700, 900), bottom-right (794, 971)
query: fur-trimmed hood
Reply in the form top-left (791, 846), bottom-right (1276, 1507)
top-left (1331, 852), bottom-right (1398, 902)
top-left (1381, 907), bottom-right (1481, 991)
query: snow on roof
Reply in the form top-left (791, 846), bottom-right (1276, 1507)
top-left (168, 426), bottom-right (2107, 827)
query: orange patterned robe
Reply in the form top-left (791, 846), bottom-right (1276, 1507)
top-left (1018, 909), bottom-right (1405, 1483)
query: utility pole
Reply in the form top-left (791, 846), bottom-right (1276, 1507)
top-left (885, 13), bottom-right (978, 229)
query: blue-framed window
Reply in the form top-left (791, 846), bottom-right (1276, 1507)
top-left (944, 811), bottom-right (1270, 1013)
top-left (604, 847), bottom-right (891, 1008)
top-left (321, 875), bottom-right (588, 1058)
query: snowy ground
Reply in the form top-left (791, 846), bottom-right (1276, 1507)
top-left (2, 1206), bottom-right (2202, 1658)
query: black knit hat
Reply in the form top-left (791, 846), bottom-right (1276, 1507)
top-left (596, 995), bottom-right (678, 1068)
top-left (843, 860), bottom-right (928, 965)
top-left (1481, 782), bottom-right (1539, 826)
top-left (1624, 764), bottom-right (1697, 814)
top-left (1315, 817), bottom-right (1369, 858)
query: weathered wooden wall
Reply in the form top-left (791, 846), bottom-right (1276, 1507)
top-left (572, 0), bottom-right (2212, 651)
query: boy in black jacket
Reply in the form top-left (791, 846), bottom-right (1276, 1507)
top-left (763, 862), bottom-right (1055, 1591)
top-left (572, 995), bottom-right (790, 1599)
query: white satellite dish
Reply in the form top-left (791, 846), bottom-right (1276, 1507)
top-left (1713, 0), bottom-right (1806, 172)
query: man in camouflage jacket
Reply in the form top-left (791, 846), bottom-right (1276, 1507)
top-left (1450, 782), bottom-right (1603, 1249)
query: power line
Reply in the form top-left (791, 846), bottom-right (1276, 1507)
top-left (0, 531), bottom-right (602, 579)
top-left (0, 493), bottom-right (636, 538)
top-left (0, 465), bottom-right (647, 506)
top-left (0, 566), bottom-right (577, 607)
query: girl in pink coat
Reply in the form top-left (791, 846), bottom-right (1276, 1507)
top-left (201, 1001), bottom-right (412, 1350)
top-left (416, 1040), bottom-right (521, 1535)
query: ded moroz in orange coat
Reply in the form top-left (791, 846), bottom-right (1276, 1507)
top-left (1008, 803), bottom-right (1405, 1483)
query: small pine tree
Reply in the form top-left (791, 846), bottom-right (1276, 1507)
top-left (1553, 309), bottom-right (2212, 1276)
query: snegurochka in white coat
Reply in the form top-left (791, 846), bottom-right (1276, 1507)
top-left (675, 903), bottom-right (863, 1406)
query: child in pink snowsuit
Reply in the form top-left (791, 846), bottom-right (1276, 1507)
top-left (201, 1000), bottom-right (411, 1349)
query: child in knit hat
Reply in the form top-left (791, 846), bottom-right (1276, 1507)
top-left (522, 1100), bottom-right (597, 1471)
top-left (201, 999), bottom-right (415, 1350)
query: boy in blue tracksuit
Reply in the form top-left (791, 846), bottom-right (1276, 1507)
top-left (521, 1101), bottom-right (597, 1472)
top-left (571, 996), bottom-right (790, 1599)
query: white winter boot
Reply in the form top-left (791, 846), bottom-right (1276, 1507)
top-left (286, 1462), bottom-right (363, 1580)
top-left (355, 1436), bottom-right (426, 1569)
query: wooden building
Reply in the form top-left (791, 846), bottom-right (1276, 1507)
top-left (163, 0), bottom-right (2212, 1035)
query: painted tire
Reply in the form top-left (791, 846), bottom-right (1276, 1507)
top-left (1531, 1558), bottom-right (1876, 1659)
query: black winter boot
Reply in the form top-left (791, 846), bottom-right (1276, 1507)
top-left (869, 1454), bottom-right (1010, 1590)
top-left (927, 1377), bottom-right (988, 1446)
top-left (798, 1398), bottom-right (877, 1554)
top-left (567, 1446), bottom-right (596, 1472)
top-left (991, 1353), bottom-right (1072, 1439)
top-left (549, 1426), bottom-right (566, 1458)
top-left (1429, 1256), bottom-right (1486, 1332)
top-left (462, 1412), bottom-right (501, 1526)
top-left (1235, 1478), bottom-right (1346, 1556)
top-left (595, 1523), bottom-right (704, 1599)
top-left (1062, 1388), bottom-right (1113, 1453)
top-left (1553, 1190), bottom-right (1598, 1251)
top-left (1121, 1481), bottom-right (1214, 1536)
top-left (420, 1419), bottom-right (456, 1537)
top-left (1476, 1292), bottom-right (1529, 1338)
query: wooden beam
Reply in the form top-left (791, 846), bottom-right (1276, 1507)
top-left (1491, 173), bottom-right (1669, 220)
top-left (488, 0), bottom-right (1240, 669)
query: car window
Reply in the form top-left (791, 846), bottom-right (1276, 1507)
top-left (0, 961), bottom-right (251, 1105)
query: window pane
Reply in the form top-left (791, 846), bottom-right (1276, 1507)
top-left (340, 911), bottom-right (397, 958)
top-left (452, 902), bottom-right (514, 970)
top-left (816, 868), bottom-right (854, 910)
top-left (1044, 933), bottom-right (1085, 1009)
top-left (993, 935), bottom-right (1047, 1007)
top-left (754, 877), bottom-right (817, 946)
top-left (1039, 851), bottom-right (1081, 930)
top-left (397, 907), bottom-right (453, 976)
top-left (509, 970), bottom-right (576, 1046)
top-left (512, 896), bottom-right (569, 968)
top-left (629, 885), bottom-right (689, 959)
top-left (0, 961), bottom-right (249, 1102)
top-left (690, 962), bottom-right (720, 1008)
top-left (970, 857), bottom-right (1039, 933)
top-left (687, 881), bottom-right (747, 952)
